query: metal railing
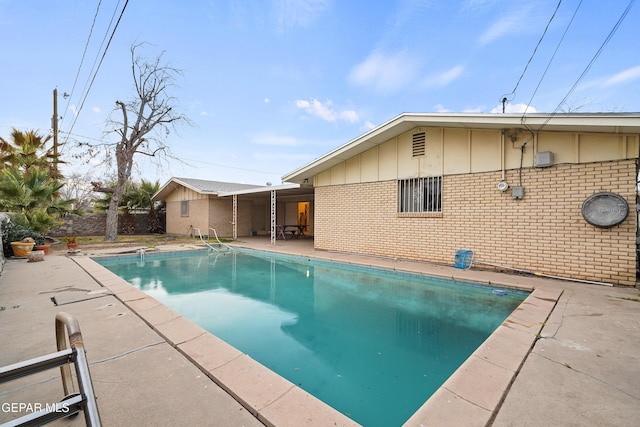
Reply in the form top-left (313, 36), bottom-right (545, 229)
top-left (192, 227), bottom-right (233, 253)
top-left (0, 312), bottom-right (101, 426)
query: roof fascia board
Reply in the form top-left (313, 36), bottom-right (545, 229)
top-left (218, 183), bottom-right (300, 197)
top-left (152, 177), bottom-right (215, 201)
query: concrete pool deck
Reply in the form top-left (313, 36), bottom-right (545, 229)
top-left (1, 237), bottom-right (639, 426)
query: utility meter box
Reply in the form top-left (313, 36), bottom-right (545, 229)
top-left (512, 186), bottom-right (525, 199)
top-left (536, 151), bottom-right (554, 167)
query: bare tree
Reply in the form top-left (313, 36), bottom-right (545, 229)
top-left (92, 43), bottom-right (189, 240)
top-left (60, 172), bottom-right (98, 212)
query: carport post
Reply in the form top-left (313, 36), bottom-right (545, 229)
top-left (233, 194), bottom-right (238, 240)
top-left (270, 190), bottom-right (276, 245)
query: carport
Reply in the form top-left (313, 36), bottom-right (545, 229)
top-left (219, 183), bottom-right (315, 244)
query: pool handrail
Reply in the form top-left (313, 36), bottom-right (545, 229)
top-left (192, 227), bottom-right (233, 253)
top-left (0, 312), bottom-right (101, 426)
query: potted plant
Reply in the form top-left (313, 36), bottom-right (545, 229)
top-left (10, 237), bottom-right (35, 257)
top-left (64, 236), bottom-right (78, 251)
top-left (33, 234), bottom-right (51, 255)
top-left (1, 220), bottom-right (44, 258)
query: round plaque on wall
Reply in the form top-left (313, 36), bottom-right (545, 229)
top-left (581, 192), bottom-right (629, 228)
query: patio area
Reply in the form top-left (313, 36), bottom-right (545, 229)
top-left (1, 237), bottom-right (639, 426)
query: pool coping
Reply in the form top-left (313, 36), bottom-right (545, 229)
top-left (72, 250), bottom-right (561, 427)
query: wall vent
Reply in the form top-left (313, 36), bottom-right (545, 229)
top-left (412, 132), bottom-right (426, 157)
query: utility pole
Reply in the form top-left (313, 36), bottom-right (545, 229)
top-left (52, 88), bottom-right (59, 174)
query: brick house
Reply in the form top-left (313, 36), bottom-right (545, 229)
top-left (153, 177), bottom-right (314, 240)
top-left (282, 113), bottom-right (640, 286)
top-left (153, 178), bottom-right (261, 238)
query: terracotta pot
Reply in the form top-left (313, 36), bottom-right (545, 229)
top-left (11, 241), bottom-right (35, 257)
top-left (34, 244), bottom-right (51, 255)
top-left (67, 243), bottom-right (78, 251)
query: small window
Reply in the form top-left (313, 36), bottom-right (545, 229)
top-left (412, 132), bottom-right (426, 157)
top-left (181, 200), bottom-right (189, 217)
top-left (398, 177), bottom-right (442, 213)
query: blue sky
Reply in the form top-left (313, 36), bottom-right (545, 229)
top-left (1, 0), bottom-right (639, 186)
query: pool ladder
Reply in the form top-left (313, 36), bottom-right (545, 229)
top-left (0, 312), bottom-right (101, 426)
top-left (193, 227), bottom-right (233, 253)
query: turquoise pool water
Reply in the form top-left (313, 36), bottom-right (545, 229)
top-left (96, 249), bottom-right (527, 426)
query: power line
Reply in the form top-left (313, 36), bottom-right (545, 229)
top-left (522, 0), bottom-right (583, 117)
top-left (60, 0), bottom-right (103, 130)
top-left (499, 0), bottom-right (563, 106)
top-left (63, 0), bottom-right (129, 146)
top-left (533, 0), bottom-right (637, 132)
top-left (60, 130), bottom-right (282, 176)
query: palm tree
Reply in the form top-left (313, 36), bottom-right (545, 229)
top-left (0, 168), bottom-right (73, 234)
top-left (0, 128), bottom-right (61, 178)
top-left (93, 179), bottom-right (163, 234)
top-left (0, 129), bottom-right (70, 235)
top-left (121, 179), bottom-right (160, 212)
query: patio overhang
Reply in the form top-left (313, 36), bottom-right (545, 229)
top-left (218, 183), bottom-right (314, 244)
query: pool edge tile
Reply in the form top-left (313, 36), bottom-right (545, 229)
top-left (472, 325), bottom-right (535, 372)
top-left (258, 386), bottom-right (360, 427)
top-left (402, 387), bottom-right (491, 427)
top-left (133, 301), bottom-right (182, 325)
top-left (125, 295), bottom-right (162, 312)
top-left (442, 354), bottom-right (514, 412)
top-left (178, 332), bottom-right (244, 372)
top-left (153, 315), bottom-right (208, 346)
top-left (209, 354), bottom-right (295, 416)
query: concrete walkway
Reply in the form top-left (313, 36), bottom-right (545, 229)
top-left (1, 238), bottom-right (639, 426)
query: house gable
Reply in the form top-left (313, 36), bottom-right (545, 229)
top-left (305, 125), bottom-right (639, 187)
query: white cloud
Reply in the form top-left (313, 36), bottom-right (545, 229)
top-left (275, 0), bottom-right (330, 31)
top-left (363, 121), bottom-right (376, 130)
top-left (421, 65), bottom-right (465, 88)
top-left (91, 106), bottom-right (100, 114)
top-left (264, 97), bottom-right (270, 103)
top-left (433, 104), bottom-right (451, 113)
top-left (602, 65), bottom-right (640, 87)
top-left (200, 111), bottom-right (209, 116)
top-left (489, 103), bottom-right (537, 113)
top-left (295, 99), bottom-right (359, 123)
top-left (478, 6), bottom-right (532, 46)
top-left (349, 50), bottom-right (420, 93)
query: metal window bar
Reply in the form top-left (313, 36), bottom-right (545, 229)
top-left (0, 312), bottom-right (101, 427)
top-left (398, 177), bottom-right (442, 213)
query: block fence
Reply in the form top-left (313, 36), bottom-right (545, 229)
top-left (50, 212), bottom-right (165, 237)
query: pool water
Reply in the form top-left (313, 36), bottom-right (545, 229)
top-left (96, 250), bottom-right (527, 426)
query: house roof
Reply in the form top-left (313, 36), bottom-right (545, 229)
top-left (152, 177), bottom-right (267, 201)
top-left (282, 112), bottom-right (640, 184)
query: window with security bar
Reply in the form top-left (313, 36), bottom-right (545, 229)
top-left (397, 176), bottom-right (442, 213)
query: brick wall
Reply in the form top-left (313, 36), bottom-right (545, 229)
top-left (165, 199), bottom-right (209, 236)
top-left (209, 198), bottom-right (234, 237)
top-left (315, 159), bottom-right (637, 286)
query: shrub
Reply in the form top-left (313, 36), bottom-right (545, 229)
top-left (1, 219), bottom-right (45, 256)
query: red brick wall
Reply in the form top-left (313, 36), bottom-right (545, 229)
top-left (315, 159), bottom-right (637, 286)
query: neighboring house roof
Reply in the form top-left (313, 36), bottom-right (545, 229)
top-left (152, 177), bottom-right (267, 201)
top-left (282, 112), bottom-right (640, 184)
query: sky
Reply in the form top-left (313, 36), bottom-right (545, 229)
top-left (1, 0), bottom-right (639, 187)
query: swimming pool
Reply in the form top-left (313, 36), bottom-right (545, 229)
top-left (96, 249), bottom-right (527, 426)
